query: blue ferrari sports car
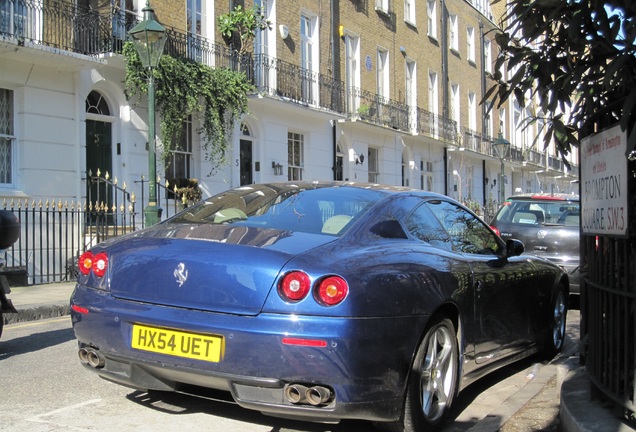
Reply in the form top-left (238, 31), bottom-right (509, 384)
top-left (70, 181), bottom-right (568, 431)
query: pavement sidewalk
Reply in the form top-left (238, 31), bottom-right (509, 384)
top-left (3, 282), bottom-right (74, 324)
top-left (3, 282), bottom-right (635, 432)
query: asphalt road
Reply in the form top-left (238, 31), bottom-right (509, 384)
top-left (0, 312), bottom-right (579, 431)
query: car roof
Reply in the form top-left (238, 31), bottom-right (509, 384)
top-left (250, 181), bottom-right (447, 199)
top-left (505, 192), bottom-right (579, 202)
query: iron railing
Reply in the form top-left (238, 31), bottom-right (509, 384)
top-left (460, 127), bottom-right (493, 155)
top-left (1, 195), bottom-right (135, 285)
top-left (353, 87), bottom-right (411, 131)
top-left (0, 171), bottom-right (200, 285)
top-left (583, 235), bottom-right (636, 416)
top-left (1, 172), bottom-right (137, 285)
top-left (416, 107), bottom-right (458, 144)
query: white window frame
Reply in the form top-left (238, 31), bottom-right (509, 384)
top-left (344, 31), bottom-right (361, 113)
top-left (368, 147), bottom-right (379, 183)
top-left (0, 88), bottom-right (14, 186)
top-left (406, 59), bottom-right (417, 131)
top-left (467, 26), bottom-right (475, 63)
top-left (513, 99), bottom-right (523, 149)
top-left (255, 0), bottom-right (273, 57)
top-left (404, 0), bottom-right (415, 25)
top-left (429, 70), bottom-right (439, 137)
top-left (375, 0), bottom-right (390, 15)
top-left (483, 38), bottom-right (492, 74)
top-left (449, 14), bottom-right (458, 52)
top-left (300, 12), bottom-right (319, 105)
top-left (377, 48), bottom-right (389, 99)
top-left (485, 100), bottom-right (494, 139)
top-left (1, 0), bottom-right (43, 40)
top-left (468, 91), bottom-right (477, 132)
top-left (450, 83), bottom-right (460, 130)
top-left (427, 0), bottom-right (437, 39)
top-left (165, 115), bottom-right (193, 181)
top-left (499, 107), bottom-right (507, 141)
top-left (254, 0), bottom-right (275, 91)
top-left (288, 131), bottom-right (304, 181)
top-left (186, 0), bottom-right (213, 64)
top-left (429, 71), bottom-right (439, 116)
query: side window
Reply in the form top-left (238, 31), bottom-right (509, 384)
top-left (405, 203), bottom-right (452, 251)
top-left (426, 200), bottom-right (501, 255)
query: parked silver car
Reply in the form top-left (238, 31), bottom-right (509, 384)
top-left (490, 193), bottom-right (580, 299)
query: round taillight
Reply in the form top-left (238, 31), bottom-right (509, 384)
top-left (279, 271), bottom-right (311, 302)
top-left (316, 276), bottom-right (348, 306)
top-left (78, 251), bottom-right (94, 275)
top-left (92, 252), bottom-right (109, 278)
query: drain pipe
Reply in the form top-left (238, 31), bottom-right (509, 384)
top-left (482, 159), bottom-right (487, 210)
top-left (444, 147), bottom-right (449, 196)
top-left (332, 120), bottom-right (338, 180)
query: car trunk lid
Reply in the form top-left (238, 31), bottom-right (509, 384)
top-left (106, 225), bottom-right (332, 315)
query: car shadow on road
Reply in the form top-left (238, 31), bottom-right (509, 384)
top-left (0, 327), bottom-right (75, 361)
top-left (126, 388), bottom-right (375, 432)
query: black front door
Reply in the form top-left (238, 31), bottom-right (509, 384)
top-left (86, 119), bottom-right (113, 208)
top-left (240, 139), bottom-right (253, 186)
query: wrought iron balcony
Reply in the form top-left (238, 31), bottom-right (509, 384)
top-left (460, 127), bottom-right (492, 155)
top-left (0, 0), bottom-right (136, 55)
top-left (417, 108), bottom-right (458, 144)
top-left (1, 0), bottom-right (458, 144)
top-left (352, 87), bottom-right (410, 131)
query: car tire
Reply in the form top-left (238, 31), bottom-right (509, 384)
top-left (0, 310), bottom-right (3, 339)
top-left (380, 318), bottom-right (459, 432)
top-left (542, 285), bottom-right (567, 359)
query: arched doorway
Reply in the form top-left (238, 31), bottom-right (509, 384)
top-left (85, 90), bottom-right (113, 206)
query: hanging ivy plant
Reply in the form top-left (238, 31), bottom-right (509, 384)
top-left (122, 42), bottom-right (253, 173)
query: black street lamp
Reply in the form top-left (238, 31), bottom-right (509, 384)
top-left (129, 1), bottom-right (167, 227)
top-left (493, 132), bottom-right (511, 204)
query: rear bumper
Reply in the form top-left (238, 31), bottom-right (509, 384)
top-left (78, 351), bottom-right (401, 422)
top-left (70, 284), bottom-right (426, 422)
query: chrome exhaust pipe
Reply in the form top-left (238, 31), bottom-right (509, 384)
top-left (306, 386), bottom-right (332, 406)
top-left (87, 349), bottom-right (105, 368)
top-left (78, 348), bottom-right (90, 364)
top-left (284, 384), bottom-right (308, 404)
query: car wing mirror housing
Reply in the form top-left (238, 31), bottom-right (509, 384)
top-left (506, 239), bottom-right (525, 257)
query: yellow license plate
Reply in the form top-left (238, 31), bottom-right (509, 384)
top-left (131, 324), bottom-right (224, 363)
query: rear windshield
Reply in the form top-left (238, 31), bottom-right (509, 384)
top-left (494, 199), bottom-right (579, 226)
top-left (169, 185), bottom-right (381, 236)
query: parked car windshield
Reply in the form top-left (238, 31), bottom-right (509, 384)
top-left (493, 197), bottom-right (579, 227)
top-left (169, 184), bottom-right (382, 236)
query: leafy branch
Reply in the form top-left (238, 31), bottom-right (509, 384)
top-left (485, 0), bottom-right (636, 159)
top-left (122, 42), bottom-right (253, 174)
top-left (217, 5), bottom-right (272, 55)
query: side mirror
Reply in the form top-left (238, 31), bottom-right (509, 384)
top-left (506, 239), bottom-right (524, 257)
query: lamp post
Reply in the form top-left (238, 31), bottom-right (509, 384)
top-left (129, 1), bottom-right (167, 227)
top-left (493, 132), bottom-right (511, 204)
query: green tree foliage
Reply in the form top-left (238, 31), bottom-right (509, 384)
top-left (217, 5), bottom-right (272, 55)
top-left (486, 0), bottom-right (636, 160)
top-left (122, 42), bottom-right (253, 173)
